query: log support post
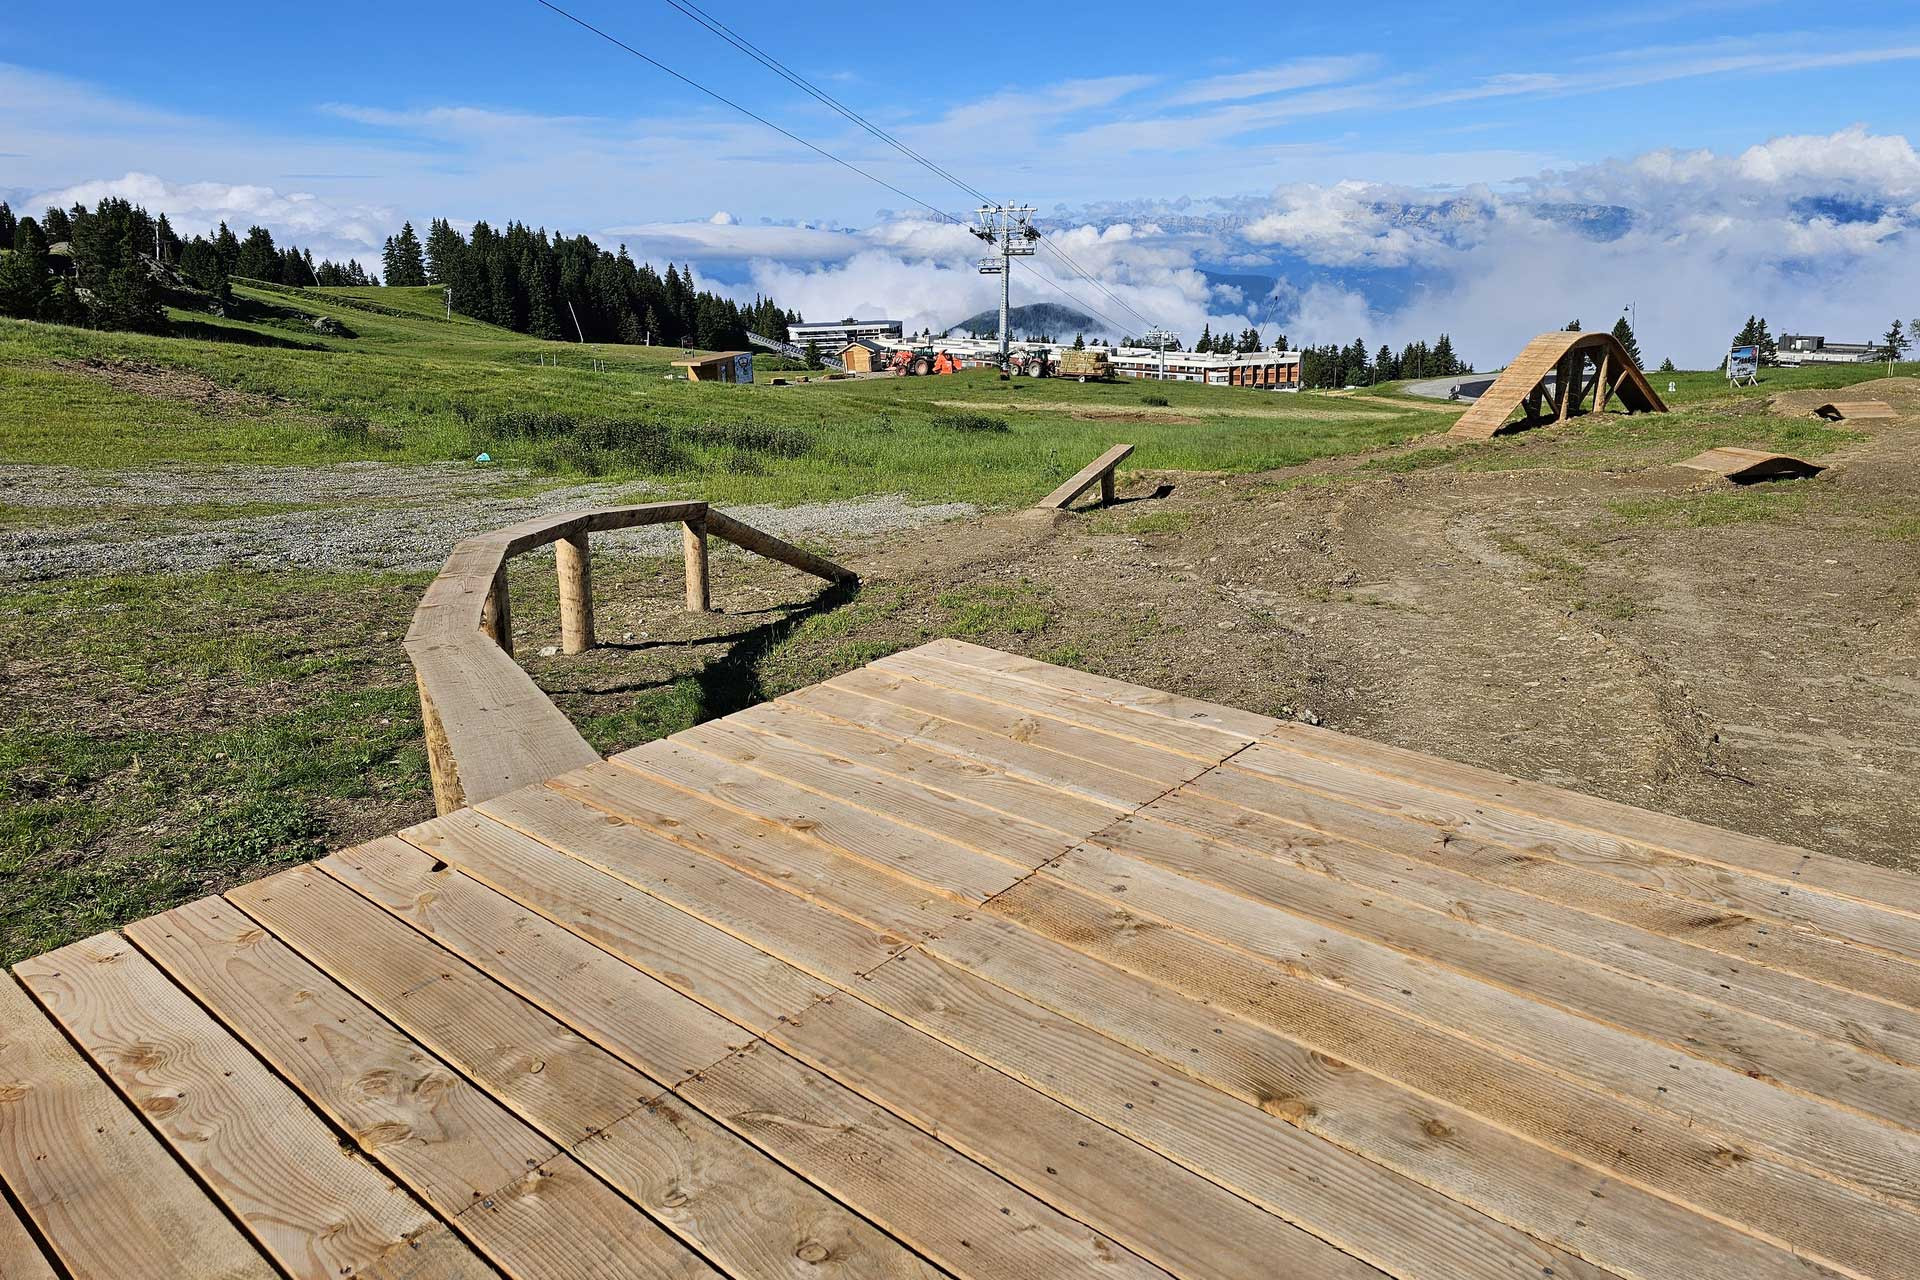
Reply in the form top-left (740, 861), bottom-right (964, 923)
top-left (556, 531), bottom-right (595, 654)
top-left (480, 564), bottom-right (513, 655)
top-left (1100, 469), bottom-right (1117, 505)
top-left (1593, 350), bottom-right (1612, 414)
top-left (683, 519), bottom-right (711, 613)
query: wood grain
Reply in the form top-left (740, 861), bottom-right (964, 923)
top-left (0, 973), bottom-right (274, 1280)
top-left (16, 931), bottom-right (493, 1280)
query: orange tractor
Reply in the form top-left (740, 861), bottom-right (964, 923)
top-left (889, 347), bottom-right (964, 376)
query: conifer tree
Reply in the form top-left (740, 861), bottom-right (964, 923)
top-left (383, 221), bottom-right (428, 287)
top-left (0, 216), bottom-right (52, 319)
top-left (0, 203), bottom-right (15, 248)
top-left (1610, 316), bottom-right (1643, 368)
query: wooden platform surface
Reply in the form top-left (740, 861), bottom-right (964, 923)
top-left (7, 638), bottom-right (1920, 1280)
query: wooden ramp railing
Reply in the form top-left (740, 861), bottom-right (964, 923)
top-left (406, 502), bottom-right (855, 814)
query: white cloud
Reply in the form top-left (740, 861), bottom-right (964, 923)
top-left (1166, 56), bottom-right (1377, 106)
top-left (25, 172), bottom-right (395, 269)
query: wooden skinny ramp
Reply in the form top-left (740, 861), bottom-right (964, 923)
top-left (11, 639), bottom-right (1920, 1279)
top-left (1450, 330), bottom-right (1666, 439)
top-left (1813, 399), bottom-right (1896, 421)
top-left (1039, 443), bottom-right (1133, 509)
top-left (1676, 447), bottom-right (1824, 483)
top-left (408, 502), bottom-right (855, 814)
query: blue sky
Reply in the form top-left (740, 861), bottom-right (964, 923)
top-left (5, 0), bottom-right (1919, 362)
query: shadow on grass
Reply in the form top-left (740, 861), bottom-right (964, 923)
top-left (685, 578), bottom-right (862, 721)
top-left (167, 319), bottom-right (327, 351)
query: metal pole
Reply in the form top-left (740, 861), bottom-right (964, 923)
top-left (998, 224), bottom-right (1012, 367)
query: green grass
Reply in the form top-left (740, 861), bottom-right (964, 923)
top-left (0, 290), bottom-right (1443, 505)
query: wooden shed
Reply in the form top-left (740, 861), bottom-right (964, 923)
top-left (837, 339), bottom-right (889, 374)
top-left (671, 351), bottom-right (754, 384)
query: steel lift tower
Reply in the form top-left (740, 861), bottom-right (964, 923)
top-left (972, 203), bottom-right (1038, 368)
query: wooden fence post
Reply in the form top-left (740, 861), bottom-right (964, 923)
top-left (1100, 469), bottom-right (1117, 504)
top-left (480, 564), bottom-right (513, 655)
top-left (683, 519), bottom-right (711, 612)
top-left (556, 532), bottom-right (595, 654)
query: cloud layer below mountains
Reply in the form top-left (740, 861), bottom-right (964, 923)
top-left (22, 127), bottom-right (1920, 367)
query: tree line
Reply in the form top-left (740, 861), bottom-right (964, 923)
top-left (415, 217), bottom-right (794, 349)
top-left (1298, 333), bottom-right (1469, 389)
top-left (0, 199), bottom-right (794, 351)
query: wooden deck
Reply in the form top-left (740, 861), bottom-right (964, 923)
top-left (6, 638), bottom-right (1919, 1280)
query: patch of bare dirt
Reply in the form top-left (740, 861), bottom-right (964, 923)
top-left (52, 357), bottom-right (283, 416)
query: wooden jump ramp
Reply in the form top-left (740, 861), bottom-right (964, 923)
top-left (1814, 399), bottom-right (1896, 421)
top-left (1676, 447), bottom-right (1824, 483)
top-left (1449, 330), bottom-right (1667, 439)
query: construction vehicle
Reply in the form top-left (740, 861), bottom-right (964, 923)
top-left (888, 347), bottom-right (964, 376)
top-left (1055, 347), bottom-right (1113, 382)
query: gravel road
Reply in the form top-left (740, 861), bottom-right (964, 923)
top-left (0, 462), bottom-right (976, 579)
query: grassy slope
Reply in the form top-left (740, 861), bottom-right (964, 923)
top-left (0, 286), bottom-right (1441, 504)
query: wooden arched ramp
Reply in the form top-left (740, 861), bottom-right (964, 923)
top-left (1450, 331), bottom-right (1667, 439)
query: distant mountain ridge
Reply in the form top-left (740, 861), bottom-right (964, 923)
top-left (947, 301), bottom-right (1096, 340)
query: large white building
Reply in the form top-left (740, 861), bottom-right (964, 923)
top-left (1778, 334), bottom-right (1877, 365)
top-left (789, 319), bottom-right (905, 348)
top-left (866, 335), bottom-right (1301, 388)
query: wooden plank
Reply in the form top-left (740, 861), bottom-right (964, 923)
top-left (789, 672), bottom-right (1185, 804)
top-left (1255, 723), bottom-right (1920, 918)
top-left (401, 809), bottom-right (831, 1030)
top-left (552, 763), bottom-right (973, 943)
top-left (702, 508), bottom-right (856, 585)
top-left (1038, 840), bottom-right (1920, 1212)
top-left (476, 785), bottom-right (913, 985)
top-left (770, 992), bottom-right (1388, 1280)
top-left (904, 637), bottom-right (1280, 741)
top-left (724, 699), bottom-right (1127, 839)
top-left (1236, 739), bottom-right (1920, 960)
top-left (1112, 795), bottom-right (1920, 1074)
top-left (1813, 400), bottom-right (1897, 421)
top-left (672, 715), bottom-right (1080, 872)
top-left (857, 948), bottom-right (1616, 1280)
top-left (361, 824), bottom-right (1165, 1279)
top-left (125, 897), bottom-right (717, 1280)
top-left (1186, 761), bottom-right (1920, 1011)
top-left (822, 665), bottom-right (1202, 788)
top-left (0, 1193), bottom-right (55, 1280)
top-left (405, 640), bottom-right (600, 811)
top-left (228, 866), bottom-right (692, 1141)
top-left (15, 932), bottom-right (491, 1280)
top-left (874, 649), bottom-right (1252, 764)
top-left (913, 913), bottom-right (1841, 1280)
top-left (984, 876), bottom-right (1917, 1280)
top-left (243, 860), bottom-right (942, 1280)
top-left (0, 973), bottom-right (275, 1280)
top-left (679, 1041), bottom-right (1167, 1280)
top-left (611, 739), bottom-right (1019, 903)
top-left (1037, 443), bottom-right (1134, 509)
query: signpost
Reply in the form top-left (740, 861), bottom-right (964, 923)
top-left (1726, 344), bottom-right (1759, 387)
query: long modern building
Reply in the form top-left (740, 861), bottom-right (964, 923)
top-left (788, 318), bottom-right (905, 348)
top-left (1778, 334), bottom-right (1877, 365)
top-left (866, 335), bottom-right (1302, 388)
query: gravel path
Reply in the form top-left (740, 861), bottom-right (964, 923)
top-left (0, 462), bottom-right (976, 579)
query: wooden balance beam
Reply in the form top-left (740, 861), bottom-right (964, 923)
top-left (1038, 443), bottom-right (1134, 510)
